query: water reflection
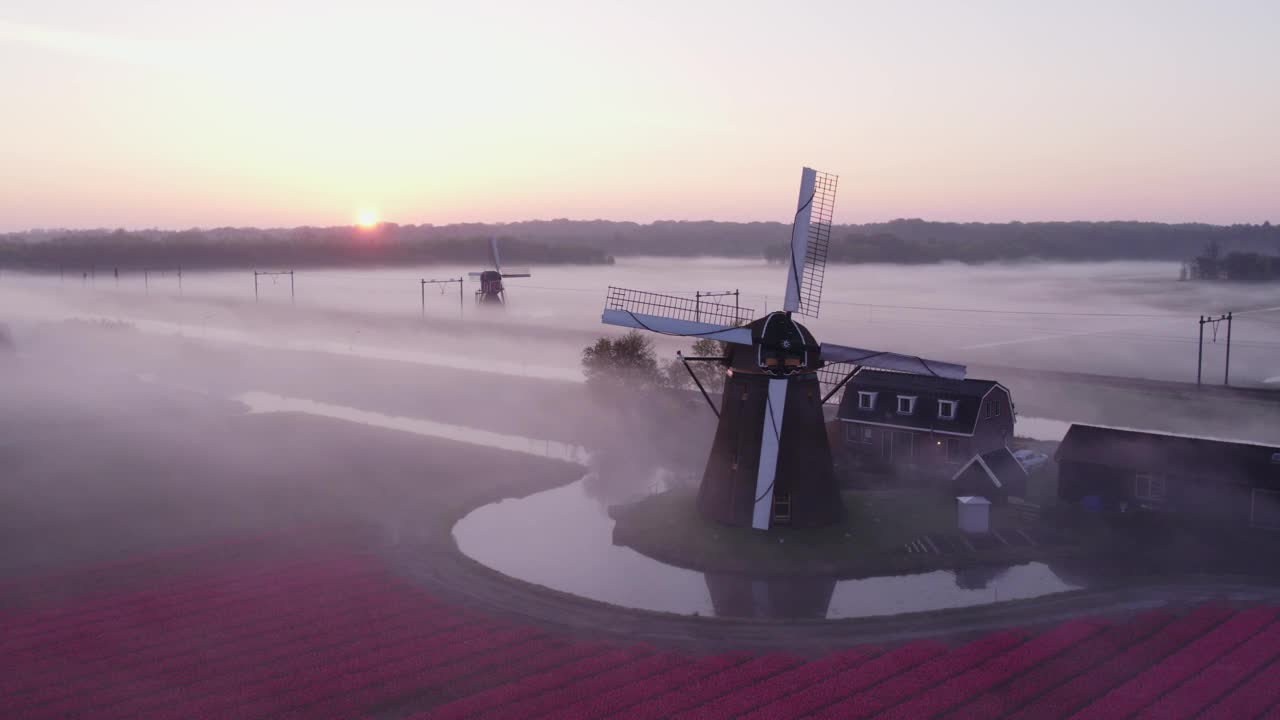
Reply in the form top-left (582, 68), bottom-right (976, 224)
top-left (454, 478), bottom-right (1083, 620)
top-left (236, 391), bottom-right (590, 465)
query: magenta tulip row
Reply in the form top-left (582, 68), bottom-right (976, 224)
top-left (1141, 617), bottom-right (1280, 719)
top-left (669, 648), bottom-right (874, 720)
top-left (806, 631), bottom-right (1026, 720)
top-left (2, 562), bottom-right (392, 685)
top-left (1071, 607), bottom-right (1279, 719)
top-left (5, 584), bottom-right (419, 712)
top-left (739, 642), bottom-right (943, 720)
top-left (942, 611), bottom-right (1175, 720)
top-left (421, 647), bottom-right (657, 720)
top-left (1004, 605), bottom-right (1234, 720)
top-left (877, 620), bottom-right (1103, 720)
top-left (546, 654), bottom-right (749, 720)
top-left (15, 591), bottom-right (467, 720)
top-left (2, 553), bottom-right (375, 654)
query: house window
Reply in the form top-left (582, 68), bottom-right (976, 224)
top-left (773, 492), bottom-right (792, 524)
top-left (984, 399), bottom-right (1001, 419)
top-left (862, 427), bottom-right (874, 444)
top-left (1133, 473), bottom-right (1167, 502)
top-left (897, 395), bottom-right (917, 415)
top-left (938, 400), bottom-right (958, 421)
top-left (945, 437), bottom-right (964, 461)
top-left (857, 391), bottom-right (877, 410)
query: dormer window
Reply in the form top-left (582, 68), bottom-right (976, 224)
top-left (897, 395), bottom-right (917, 415)
top-left (938, 399), bottom-right (958, 420)
top-left (857, 391), bottom-right (878, 411)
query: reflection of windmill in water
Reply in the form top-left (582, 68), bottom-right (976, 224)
top-left (601, 167), bottom-right (967, 530)
top-left (469, 237), bottom-right (531, 306)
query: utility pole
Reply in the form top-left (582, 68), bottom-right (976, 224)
top-left (254, 270), bottom-right (295, 304)
top-left (1224, 311), bottom-right (1233, 386)
top-left (421, 278), bottom-right (464, 320)
top-left (1197, 312), bottom-right (1233, 387)
top-left (1197, 315), bottom-right (1204, 387)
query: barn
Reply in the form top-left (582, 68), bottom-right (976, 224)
top-left (1055, 424), bottom-right (1280, 528)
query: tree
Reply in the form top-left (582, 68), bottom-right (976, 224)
top-left (685, 338), bottom-right (729, 393)
top-left (581, 331), bottom-right (662, 388)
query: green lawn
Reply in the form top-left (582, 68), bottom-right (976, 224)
top-left (609, 487), bottom-right (1054, 578)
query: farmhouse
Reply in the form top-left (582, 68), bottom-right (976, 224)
top-left (1055, 424), bottom-right (1280, 528)
top-left (835, 369), bottom-right (1015, 481)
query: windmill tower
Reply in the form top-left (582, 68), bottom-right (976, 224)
top-left (600, 167), bottom-right (966, 530)
top-left (469, 237), bottom-right (531, 305)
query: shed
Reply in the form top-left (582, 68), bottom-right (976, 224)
top-left (1055, 424), bottom-right (1280, 528)
top-left (957, 496), bottom-right (991, 533)
top-left (950, 447), bottom-right (1029, 502)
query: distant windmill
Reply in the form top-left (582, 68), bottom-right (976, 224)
top-left (600, 167), bottom-right (966, 531)
top-left (469, 237), bottom-right (531, 306)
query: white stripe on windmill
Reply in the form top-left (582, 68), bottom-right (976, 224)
top-left (469, 236), bottom-right (531, 306)
top-left (600, 167), bottom-right (966, 531)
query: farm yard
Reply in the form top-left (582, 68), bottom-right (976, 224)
top-left (4, 292), bottom-right (1280, 717)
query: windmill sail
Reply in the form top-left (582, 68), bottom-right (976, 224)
top-left (782, 167), bottom-right (838, 318)
top-left (821, 342), bottom-right (967, 379)
top-left (601, 286), bottom-right (754, 344)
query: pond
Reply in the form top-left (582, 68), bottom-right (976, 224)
top-left (455, 478), bottom-right (1084, 620)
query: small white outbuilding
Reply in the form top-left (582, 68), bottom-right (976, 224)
top-left (957, 495), bottom-right (991, 534)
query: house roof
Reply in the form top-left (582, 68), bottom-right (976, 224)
top-left (951, 447), bottom-right (1030, 489)
top-left (1055, 424), bottom-right (1280, 483)
top-left (835, 368), bottom-right (1004, 435)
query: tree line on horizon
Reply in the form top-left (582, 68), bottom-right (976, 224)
top-left (2, 219), bottom-right (1276, 272)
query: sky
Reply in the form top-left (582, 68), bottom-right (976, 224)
top-left (1, 1), bottom-right (1277, 231)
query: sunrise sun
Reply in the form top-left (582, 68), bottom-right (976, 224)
top-left (356, 209), bottom-right (379, 228)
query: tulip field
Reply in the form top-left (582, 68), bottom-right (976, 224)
top-left (5, 543), bottom-right (1280, 719)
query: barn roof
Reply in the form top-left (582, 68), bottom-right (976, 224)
top-left (836, 368), bottom-right (1005, 435)
top-left (1055, 424), bottom-right (1280, 482)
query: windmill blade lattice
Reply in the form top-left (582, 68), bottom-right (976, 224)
top-left (795, 170), bottom-right (837, 318)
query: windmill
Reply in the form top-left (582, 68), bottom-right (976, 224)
top-left (600, 167), bottom-right (966, 531)
top-left (469, 237), bottom-right (531, 305)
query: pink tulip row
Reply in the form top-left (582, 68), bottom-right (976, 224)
top-left (139, 623), bottom-right (536, 720)
top-left (2, 554), bottom-right (375, 656)
top-left (16, 594), bottom-right (476, 717)
top-left (1199, 649), bottom-right (1280, 719)
top-left (127, 606), bottom-right (505, 720)
top-left (20, 588), bottom-right (457, 720)
top-left (669, 648), bottom-right (874, 720)
top-left (6, 591), bottom-right (416, 719)
top-left (943, 611), bottom-right (1174, 720)
top-left (0, 565), bottom-right (389, 708)
top-left (299, 639), bottom-right (612, 720)
top-left (1070, 607), bottom-right (1279, 720)
top-left (420, 647), bottom-right (653, 720)
top-left (1005, 604), bottom-right (1234, 720)
top-left (739, 642), bottom-right (941, 720)
top-left (4, 564), bottom-right (395, 692)
top-left (2, 566), bottom-right (430, 691)
top-left (809, 630), bottom-right (1027, 720)
top-left (483, 652), bottom-right (687, 720)
top-left (0, 531), bottom-right (290, 608)
top-left (1137, 617), bottom-right (1280, 719)
top-left (877, 620), bottom-right (1103, 720)
top-left (606, 653), bottom-right (805, 720)
top-left (548, 654), bottom-right (749, 720)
